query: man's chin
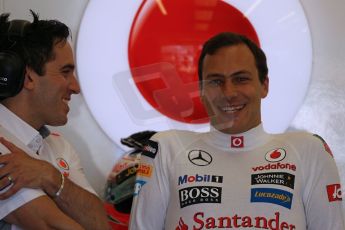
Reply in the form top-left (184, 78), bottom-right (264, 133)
top-left (212, 119), bottom-right (237, 134)
top-left (48, 117), bottom-right (68, 127)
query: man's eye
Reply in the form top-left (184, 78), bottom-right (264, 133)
top-left (207, 79), bottom-right (223, 86)
top-left (235, 77), bottom-right (249, 83)
top-left (61, 70), bottom-right (72, 77)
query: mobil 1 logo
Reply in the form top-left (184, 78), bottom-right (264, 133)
top-left (179, 186), bottom-right (222, 208)
top-left (178, 174), bottom-right (223, 186)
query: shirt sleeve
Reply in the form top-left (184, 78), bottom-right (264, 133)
top-left (0, 188), bottom-right (46, 220)
top-left (302, 134), bottom-right (345, 229)
top-left (0, 143), bottom-right (46, 220)
top-left (129, 137), bottom-right (170, 230)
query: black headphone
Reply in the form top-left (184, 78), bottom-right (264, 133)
top-left (0, 19), bottom-right (30, 98)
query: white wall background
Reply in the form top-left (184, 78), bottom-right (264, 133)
top-left (1, 1), bottom-right (345, 214)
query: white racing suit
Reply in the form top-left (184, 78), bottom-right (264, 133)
top-left (130, 124), bottom-right (345, 230)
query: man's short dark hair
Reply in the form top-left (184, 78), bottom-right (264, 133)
top-left (0, 10), bottom-right (70, 76)
top-left (198, 32), bottom-right (268, 87)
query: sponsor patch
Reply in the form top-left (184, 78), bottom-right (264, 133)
top-left (142, 140), bottom-right (158, 159)
top-left (137, 163), bottom-right (153, 177)
top-left (115, 164), bottom-right (138, 184)
top-left (265, 148), bottom-right (286, 162)
top-left (176, 217), bottom-right (188, 230)
top-left (178, 174), bottom-right (223, 185)
top-left (326, 184), bottom-right (342, 202)
top-left (56, 158), bottom-right (69, 170)
top-left (192, 212), bottom-right (295, 229)
top-left (179, 186), bottom-right (222, 208)
top-left (313, 134), bottom-right (333, 157)
top-left (188, 150), bottom-right (213, 166)
top-left (56, 158), bottom-right (70, 177)
top-left (113, 162), bottom-right (133, 174)
top-left (133, 180), bottom-right (146, 196)
top-left (230, 136), bottom-right (244, 148)
top-left (252, 162), bottom-right (296, 172)
top-left (251, 172), bottom-right (295, 189)
top-left (250, 188), bottom-right (293, 209)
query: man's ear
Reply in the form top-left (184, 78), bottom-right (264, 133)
top-left (261, 76), bottom-right (269, 98)
top-left (23, 67), bottom-right (36, 90)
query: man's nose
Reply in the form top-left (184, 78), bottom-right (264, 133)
top-left (69, 74), bottom-right (81, 94)
top-left (222, 80), bottom-right (238, 98)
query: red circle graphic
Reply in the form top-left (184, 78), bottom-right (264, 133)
top-left (128, 0), bottom-right (259, 124)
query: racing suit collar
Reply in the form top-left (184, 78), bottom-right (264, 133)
top-left (204, 123), bottom-right (271, 151)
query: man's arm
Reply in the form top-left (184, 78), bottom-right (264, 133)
top-left (0, 137), bottom-right (110, 230)
top-left (4, 195), bottom-right (84, 230)
top-left (51, 176), bottom-right (110, 230)
top-left (130, 138), bottom-right (170, 230)
top-left (302, 135), bottom-right (345, 229)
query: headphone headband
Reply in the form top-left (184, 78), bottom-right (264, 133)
top-left (0, 19), bottom-right (30, 98)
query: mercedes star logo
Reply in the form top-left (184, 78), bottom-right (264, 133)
top-left (188, 150), bottom-right (212, 166)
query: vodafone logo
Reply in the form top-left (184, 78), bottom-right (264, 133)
top-left (265, 148), bottom-right (286, 162)
top-left (326, 184), bottom-right (342, 202)
top-left (230, 136), bottom-right (244, 148)
top-left (77, 1), bottom-right (312, 149)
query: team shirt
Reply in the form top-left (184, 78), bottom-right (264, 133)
top-left (130, 124), bottom-right (345, 230)
top-left (0, 104), bottom-right (96, 230)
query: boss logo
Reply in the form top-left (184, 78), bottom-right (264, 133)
top-left (179, 186), bottom-right (222, 208)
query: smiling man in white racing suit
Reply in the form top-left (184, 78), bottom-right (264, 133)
top-left (129, 32), bottom-right (345, 230)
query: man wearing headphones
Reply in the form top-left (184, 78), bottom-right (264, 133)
top-left (0, 11), bottom-right (110, 230)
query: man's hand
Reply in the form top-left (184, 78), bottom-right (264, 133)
top-left (0, 137), bottom-right (60, 199)
top-left (0, 137), bottom-right (111, 230)
top-left (4, 195), bottom-right (85, 230)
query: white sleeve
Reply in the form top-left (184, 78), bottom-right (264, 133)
top-left (302, 135), bottom-right (345, 229)
top-left (0, 143), bottom-right (46, 220)
top-left (0, 188), bottom-right (46, 219)
top-left (129, 138), bottom-right (170, 230)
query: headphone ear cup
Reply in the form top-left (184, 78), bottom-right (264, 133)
top-left (0, 51), bottom-right (25, 98)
